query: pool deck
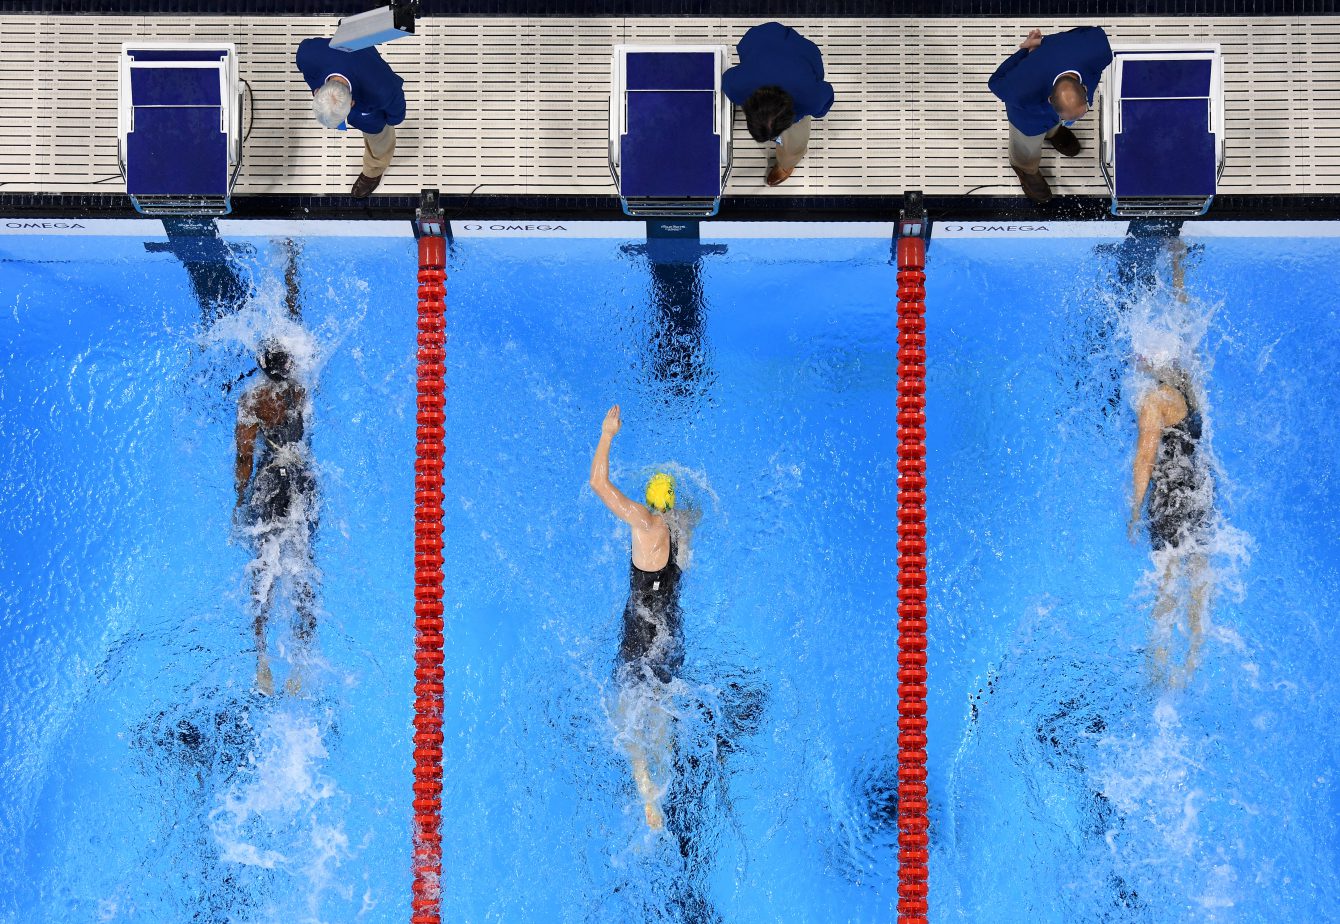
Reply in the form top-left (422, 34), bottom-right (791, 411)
top-left (1, 15), bottom-right (1337, 202)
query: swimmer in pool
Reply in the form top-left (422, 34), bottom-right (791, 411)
top-left (234, 341), bottom-right (318, 696)
top-left (1127, 240), bottom-right (1213, 688)
top-left (589, 404), bottom-right (697, 831)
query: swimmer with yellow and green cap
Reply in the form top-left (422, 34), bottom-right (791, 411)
top-left (589, 403), bottom-right (696, 832)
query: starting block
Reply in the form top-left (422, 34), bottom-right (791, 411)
top-left (1098, 44), bottom-right (1225, 217)
top-left (118, 43), bottom-right (242, 216)
top-left (609, 45), bottom-right (733, 217)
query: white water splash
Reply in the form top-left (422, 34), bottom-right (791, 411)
top-left (1094, 696), bottom-right (1243, 920)
top-left (1119, 259), bottom-right (1254, 663)
top-left (210, 710), bottom-right (351, 922)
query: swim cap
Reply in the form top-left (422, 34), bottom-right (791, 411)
top-left (257, 341), bottom-right (293, 382)
top-left (645, 473), bottom-right (675, 511)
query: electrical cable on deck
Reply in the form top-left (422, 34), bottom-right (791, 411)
top-left (895, 233), bottom-right (929, 924)
top-left (412, 233), bottom-right (447, 924)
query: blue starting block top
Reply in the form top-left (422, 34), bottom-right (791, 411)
top-left (1112, 56), bottom-right (1218, 200)
top-left (626, 51), bottom-right (717, 92)
top-left (619, 50), bottom-right (722, 201)
top-left (119, 43), bottom-right (239, 213)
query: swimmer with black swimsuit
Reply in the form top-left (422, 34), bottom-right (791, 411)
top-left (234, 342), bottom-right (317, 696)
top-left (590, 404), bottom-right (696, 831)
top-left (1128, 240), bottom-right (1213, 688)
top-left (1145, 400), bottom-right (1209, 551)
top-left (621, 529), bottom-right (684, 686)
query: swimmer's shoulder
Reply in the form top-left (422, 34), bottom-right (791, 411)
top-left (1153, 384), bottom-right (1188, 424)
top-left (237, 385), bottom-right (260, 420)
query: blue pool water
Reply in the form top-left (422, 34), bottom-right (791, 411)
top-left (0, 225), bottom-right (1336, 923)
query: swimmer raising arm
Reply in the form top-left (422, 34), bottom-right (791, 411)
top-left (590, 404), bottom-right (672, 573)
top-left (590, 404), bottom-right (685, 831)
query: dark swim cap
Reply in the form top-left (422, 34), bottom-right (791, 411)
top-left (257, 341), bottom-right (293, 382)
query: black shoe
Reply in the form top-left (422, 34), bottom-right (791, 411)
top-left (351, 173), bottom-right (382, 198)
top-left (1048, 125), bottom-right (1081, 157)
top-left (1011, 165), bottom-right (1052, 204)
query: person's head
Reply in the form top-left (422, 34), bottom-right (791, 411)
top-left (1049, 74), bottom-right (1089, 124)
top-left (742, 86), bottom-right (795, 143)
top-left (257, 341), bottom-right (293, 382)
top-left (645, 472), bottom-right (675, 513)
top-left (312, 77), bottom-right (353, 129)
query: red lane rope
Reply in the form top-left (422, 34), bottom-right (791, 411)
top-left (412, 234), bottom-right (447, 924)
top-left (895, 234), bottom-right (929, 924)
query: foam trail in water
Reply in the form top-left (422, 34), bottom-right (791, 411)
top-left (1097, 247), bottom-right (1255, 918)
top-left (209, 708), bottom-right (352, 922)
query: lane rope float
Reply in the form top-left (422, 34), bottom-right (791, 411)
top-left (412, 192), bottom-right (447, 924)
top-left (895, 192), bottom-right (930, 924)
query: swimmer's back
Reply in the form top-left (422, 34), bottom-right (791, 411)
top-left (630, 514), bottom-right (672, 572)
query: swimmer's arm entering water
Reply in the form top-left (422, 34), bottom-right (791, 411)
top-left (589, 404), bottom-right (656, 530)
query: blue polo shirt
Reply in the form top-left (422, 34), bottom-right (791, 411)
top-left (722, 22), bottom-right (835, 120)
top-left (296, 37), bottom-right (406, 134)
top-left (987, 27), bottom-right (1112, 136)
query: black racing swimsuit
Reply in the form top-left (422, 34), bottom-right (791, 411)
top-left (619, 536), bottom-right (683, 685)
top-left (246, 382), bottom-right (314, 529)
top-left (1147, 408), bottom-right (1211, 551)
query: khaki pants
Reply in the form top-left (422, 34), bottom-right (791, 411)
top-left (1009, 122), bottom-right (1059, 175)
top-left (775, 116), bottom-right (812, 171)
top-left (362, 124), bottom-right (396, 178)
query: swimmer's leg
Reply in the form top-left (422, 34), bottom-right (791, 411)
top-left (1178, 553), bottom-right (1210, 687)
top-left (1148, 556), bottom-right (1178, 688)
top-left (617, 687), bottom-right (667, 831)
top-left (645, 699), bottom-right (674, 803)
top-left (628, 742), bottom-right (665, 831)
top-left (285, 577), bottom-right (317, 696)
top-left (252, 571), bottom-right (275, 696)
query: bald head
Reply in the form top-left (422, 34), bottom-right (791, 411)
top-left (1049, 75), bottom-right (1088, 122)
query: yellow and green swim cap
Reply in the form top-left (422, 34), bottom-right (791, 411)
top-left (645, 472), bottom-right (675, 511)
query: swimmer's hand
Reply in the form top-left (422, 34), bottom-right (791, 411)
top-left (602, 404), bottom-right (622, 438)
top-left (1127, 513), bottom-right (1142, 545)
top-left (1020, 29), bottom-right (1042, 51)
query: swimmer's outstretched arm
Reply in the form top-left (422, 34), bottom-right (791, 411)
top-left (590, 404), bottom-right (655, 529)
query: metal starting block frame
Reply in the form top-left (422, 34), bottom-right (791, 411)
top-left (1098, 43), bottom-right (1225, 217)
top-left (118, 42), bottom-right (243, 216)
top-left (609, 44), bottom-right (733, 218)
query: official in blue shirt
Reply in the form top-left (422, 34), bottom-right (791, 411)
top-left (722, 22), bottom-right (835, 187)
top-left (296, 37), bottom-right (407, 198)
top-left (988, 27), bottom-right (1112, 204)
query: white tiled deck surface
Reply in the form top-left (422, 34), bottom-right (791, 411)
top-left (0, 15), bottom-right (1335, 198)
